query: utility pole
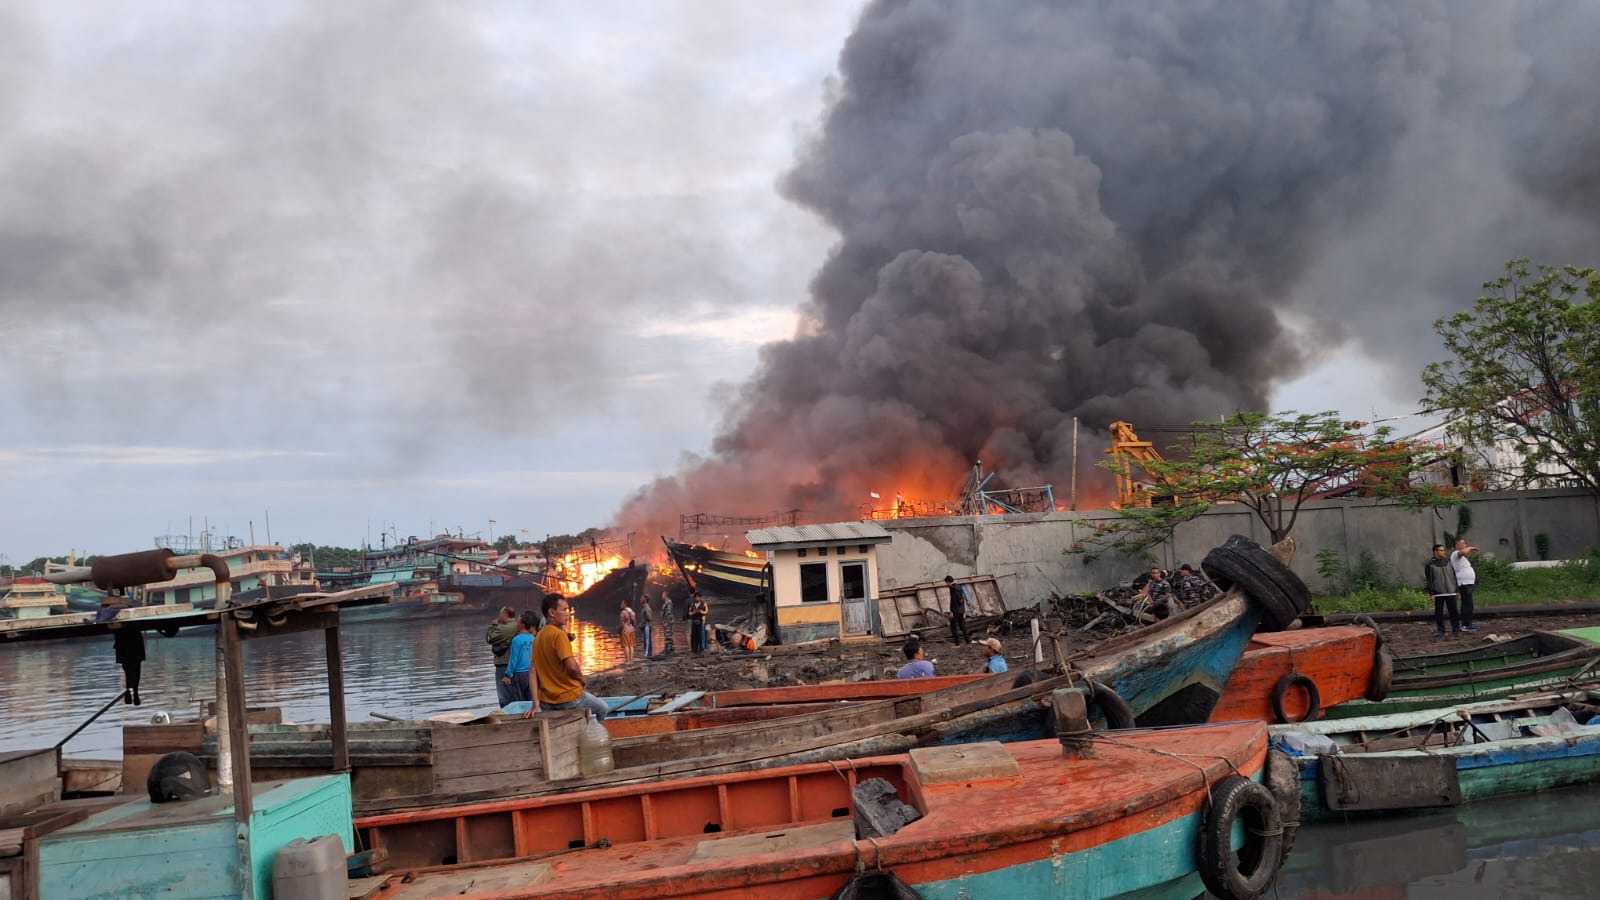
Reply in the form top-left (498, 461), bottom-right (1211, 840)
top-left (1070, 417), bottom-right (1079, 511)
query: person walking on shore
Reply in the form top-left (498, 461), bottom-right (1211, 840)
top-left (1451, 538), bottom-right (1480, 633)
top-left (486, 606), bottom-right (518, 707)
top-left (1425, 543), bottom-right (1461, 637)
top-left (945, 576), bottom-right (971, 643)
top-left (618, 598), bottom-right (637, 662)
top-left (660, 591), bottom-right (677, 654)
top-left (688, 590), bottom-right (710, 654)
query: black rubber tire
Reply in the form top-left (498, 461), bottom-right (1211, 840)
top-left (1367, 648), bottom-right (1394, 702)
top-left (1198, 774), bottom-right (1285, 900)
top-left (1201, 535), bottom-right (1310, 632)
top-left (1352, 614), bottom-right (1385, 647)
top-left (1011, 669), bottom-right (1045, 690)
top-left (1270, 673), bottom-right (1321, 724)
top-left (1264, 750), bottom-right (1302, 866)
top-left (1089, 681), bottom-right (1136, 730)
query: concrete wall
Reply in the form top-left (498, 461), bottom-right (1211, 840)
top-left (876, 488), bottom-right (1600, 610)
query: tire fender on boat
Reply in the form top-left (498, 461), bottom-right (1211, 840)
top-left (1270, 673), bottom-right (1321, 724)
top-left (1366, 647), bottom-right (1394, 702)
top-left (1088, 681), bottom-right (1136, 730)
top-left (1198, 774), bottom-right (1285, 900)
top-left (1264, 750), bottom-right (1301, 865)
top-left (1200, 535), bottom-right (1311, 632)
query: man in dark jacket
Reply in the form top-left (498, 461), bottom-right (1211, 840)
top-left (1425, 543), bottom-right (1461, 637)
top-left (945, 575), bottom-right (971, 643)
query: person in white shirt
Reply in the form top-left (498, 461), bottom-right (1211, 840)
top-left (1451, 538), bottom-right (1479, 634)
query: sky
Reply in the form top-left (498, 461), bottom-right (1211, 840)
top-left (3, 1), bottom-right (1594, 564)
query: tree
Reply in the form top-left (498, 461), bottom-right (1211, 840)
top-left (1078, 411), bottom-right (1461, 558)
top-left (1421, 259), bottom-right (1600, 494)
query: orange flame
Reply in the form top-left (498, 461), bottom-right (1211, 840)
top-left (548, 549), bottom-right (629, 595)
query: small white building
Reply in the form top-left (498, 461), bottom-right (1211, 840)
top-left (745, 522), bottom-right (892, 644)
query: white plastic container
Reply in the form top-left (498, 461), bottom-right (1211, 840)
top-left (578, 714), bottom-right (615, 776)
top-left (272, 834), bottom-right (345, 900)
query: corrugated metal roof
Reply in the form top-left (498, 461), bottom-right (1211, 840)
top-left (745, 521), bottom-right (892, 548)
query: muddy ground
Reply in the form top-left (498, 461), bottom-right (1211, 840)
top-left (588, 609), bottom-right (1600, 700)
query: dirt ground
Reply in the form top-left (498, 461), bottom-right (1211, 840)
top-left (1366, 611), bottom-right (1600, 657)
top-left (587, 609), bottom-right (1600, 700)
top-left (587, 629), bottom-right (1016, 699)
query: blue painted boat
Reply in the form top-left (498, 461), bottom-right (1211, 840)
top-left (359, 722), bottom-right (1286, 900)
top-left (1272, 687), bottom-right (1600, 821)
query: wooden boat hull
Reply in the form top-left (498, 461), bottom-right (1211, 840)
top-left (1322, 629), bottom-right (1600, 719)
top-left (359, 722), bottom-right (1272, 900)
top-left (1273, 689), bottom-right (1600, 821)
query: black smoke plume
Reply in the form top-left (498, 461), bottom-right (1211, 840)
top-left (619, 0), bottom-right (1600, 541)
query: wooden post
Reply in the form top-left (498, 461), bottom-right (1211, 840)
top-left (221, 615), bottom-right (252, 821)
top-left (326, 625), bottom-right (349, 773)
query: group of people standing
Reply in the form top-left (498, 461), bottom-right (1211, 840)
top-left (613, 589), bottom-right (712, 661)
top-left (1425, 538), bottom-right (1480, 636)
top-left (485, 594), bottom-right (610, 722)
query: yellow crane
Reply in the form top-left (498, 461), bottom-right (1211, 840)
top-left (1103, 421), bottom-right (1178, 508)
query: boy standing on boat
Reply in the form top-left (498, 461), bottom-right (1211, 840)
top-left (1425, 543), bottom-right (1461, 637)
top-left (529, 593), bottom-right (610, 721)
top-left (1451, 538), bottom-right (1480, 633)
top-left (503, 611), bottom-right (537, 707)
top-left (945, 575), bottom-right (971, 643)
top-left (487, 606), bottom-right (518, 707)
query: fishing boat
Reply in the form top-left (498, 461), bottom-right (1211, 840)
top-left (661, 537), bottom-right (771, 601)
top-left (1272, 688), bottom-right (1600, 821)
top-left (1321, 627), bottom-right (1600, 719)
top-left (600, 623), bottom-right (1386, 740)
top-left (357, 721), bottom-right (1288, 900)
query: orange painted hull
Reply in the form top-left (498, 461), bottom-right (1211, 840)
top-left (362, 721), bottom-right (1269, 899)
top-left (1210, 626), bottom-right (1377, 722)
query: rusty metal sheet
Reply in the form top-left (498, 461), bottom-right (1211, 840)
top-left (1320, 753), bottom-right (1460, 812)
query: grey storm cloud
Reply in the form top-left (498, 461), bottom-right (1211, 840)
top-left (618, 0), bottom-right (1600, 536)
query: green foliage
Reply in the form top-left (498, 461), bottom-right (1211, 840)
top-left (1456, 506), bottom-right (1472, 537)
top-left (1313, 547), bottom-right (1397, 596)
top-left (1535, 532), bottom-right (1552, 561)
top-left (1076, 410), bottom-right (1461, 558)
top-left (289, 543), bottom-right (362, 569)
top-left (1472, 551), bottom-right (1517, 590)
top-left (1329, 586), bottom-right (1431, 614)
top-left (1421, 258), bottom-right (1600, 494)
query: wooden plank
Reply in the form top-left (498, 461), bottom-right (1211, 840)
top-left (0, 748), bottom-right (59, 818)
top-left (647, 692), bottom-right (706, 715)
top-left (121, 724), bottom-right (205, 755)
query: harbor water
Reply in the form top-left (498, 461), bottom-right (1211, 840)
top-left (0, 612), bottom-right (629, 759)
top-left (5, 615), bottom-right (1600, 896)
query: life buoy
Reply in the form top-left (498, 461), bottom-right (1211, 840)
top-left (1198, 774), bottom-right (1285, 900)
top-left (1270, 673), bottom-right (1321, 724)
top-left (1366, 648), bottom-right (1394, 702)
top-left (1088, 681), bottom-right (1136, 730)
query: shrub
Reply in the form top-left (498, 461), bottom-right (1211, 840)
top-left (1535, 533), bottom-right (1552, 561)
top-left (1474, 552), bottom-right (1517, 590)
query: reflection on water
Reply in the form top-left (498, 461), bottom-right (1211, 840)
top-left (0, 613), bottom-right (625, 759)
top-left (1277, 780), bottom-right (1600, 898)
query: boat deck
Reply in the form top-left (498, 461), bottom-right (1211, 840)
top-left (364, 722), bottom-right (1268, 900)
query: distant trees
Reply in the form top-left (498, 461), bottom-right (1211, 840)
top-left (288, 543), bottom-right (362, 569)
top-left (1077, 411), bottom-right (1461, 558)
top-left (1422, 259), bottom-right (1600, 494)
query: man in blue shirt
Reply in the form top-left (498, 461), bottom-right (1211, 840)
top-left (501, 610), bottom-right (537, 707)
top-left (896, 639), bottom-right (936, 679)
top-left (979, 637), bottom-right (1009, 674)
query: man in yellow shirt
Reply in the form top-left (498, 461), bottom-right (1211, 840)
top-left (527, 593), bottom-right (610, 721)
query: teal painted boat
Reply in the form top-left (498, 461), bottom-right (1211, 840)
top-left (1323, 628), bottom-right (1600, 719)
top-left (1272, 688), bottom-right (1600, 821)
top-left (358, 722), bottom-right (1285, 900)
